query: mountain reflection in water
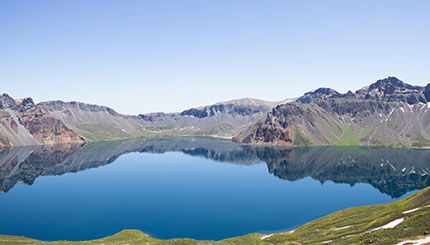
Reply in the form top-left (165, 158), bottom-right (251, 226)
top-left (0, 137), bottom-right (429, 198)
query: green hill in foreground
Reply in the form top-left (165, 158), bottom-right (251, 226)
top-left (1, 187), bottom-right (430, 245)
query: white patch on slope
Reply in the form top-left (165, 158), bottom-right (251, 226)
top-left (397, 236), bottom-right (430, 245)
top-left (372, 218), bottom-right (404, 231)
top-left (342, 234), bottom-right (354, 239)
top-left (407, 103), bottom-right (412, 111)
top-left (333, 225), bottom-right (351, 231)
top-left (403, 207), bottom-right (421, 214)
top-left (260, 234), bottom-right (273, 240)
top-left (385, 108), bottom-right (395, 122)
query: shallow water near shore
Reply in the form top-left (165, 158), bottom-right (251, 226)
top-left (0, 137), bottom-right (428, 241)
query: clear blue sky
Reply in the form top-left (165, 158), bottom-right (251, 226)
top-left (1, 0), bottom-right (429, 114)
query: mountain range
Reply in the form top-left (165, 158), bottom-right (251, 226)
top-left (2, 76), bottom-right (430, 148)
top-left (234, 77), bottom-right (430, 147)
top-left (0, 94), bottom-right (287, 147)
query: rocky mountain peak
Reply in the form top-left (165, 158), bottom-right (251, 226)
top-left (16, 97), bottom-right (35, 111)
top-left (369, 76), bottom-right (405, 91)
top-left (313, 87), bottom-right (339, 95)
top-left (358, 77), bottom-right (422, 96)
top-left (0, 93), bottom-right (18, 109)
top-left (355, 77), bottom-right (426, 104)
top-left (296, 87), bottom-right (339, 103)
top-left (0, 94), bottom-right (35, 111)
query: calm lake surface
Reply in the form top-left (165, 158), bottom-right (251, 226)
top-left (0, 137), bottom-right (429, 241)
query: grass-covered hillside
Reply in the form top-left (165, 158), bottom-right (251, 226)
top-left (1, 187), bottom-right (429, 244)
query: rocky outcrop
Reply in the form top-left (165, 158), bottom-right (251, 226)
top-left (236, 103), bottom-right (306, 146)
top-left (0, 94), bottom-right (86, 147)
top-left (234, 77), bottom-right (430, 147)
top-left (19, 107), bottom-right (86, 145)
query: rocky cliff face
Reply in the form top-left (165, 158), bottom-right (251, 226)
top-left (0, 94), bottom-right (86, 147)
top-left (234, 77), bottom-right (430, 147)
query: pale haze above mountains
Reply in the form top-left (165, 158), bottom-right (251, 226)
top-left (1, 1), bottom-right (429, 114)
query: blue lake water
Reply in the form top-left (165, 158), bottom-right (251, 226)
top-left (0, 137), bottom-right (428, 241)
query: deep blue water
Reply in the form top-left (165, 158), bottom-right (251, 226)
top-left (0, 137), bottom-right (428, 241)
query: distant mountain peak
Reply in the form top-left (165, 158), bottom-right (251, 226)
top-left (359, 77), bottom-right (422, 96)
top-left (0, 94), bottom-right (35, 111)
top-left (296, 87), bottom-right (339, 103)
top-left (370, 76), bottom-right (408, 91)
top-left (0, 93), bottom-right (17, 109)
top-left (179, 97), bottom-right (281, 119)
top-left (309, 87), bottom-right (339, 95)
top-left (211, 97), bottom-right (284, 108)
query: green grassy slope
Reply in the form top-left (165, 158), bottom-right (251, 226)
top-left (74, 123), bottom-right (237, 142)
top-left (265, 187), bottom-right (430, 244)
top-left (1, 187), bottom-right (429, 244)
